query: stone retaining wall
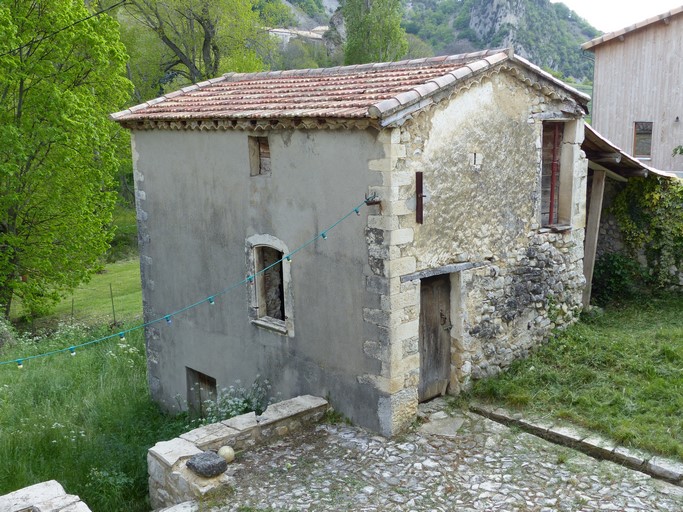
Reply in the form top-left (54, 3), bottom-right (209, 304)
top-left (0, 480), bottom-right (91, 512)
top-left (148, 395), bottom-right (328, 510)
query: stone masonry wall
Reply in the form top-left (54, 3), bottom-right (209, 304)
top-left (148, 395), bottom-right (328, 510)
top-left (360, 67), bottom-right (587, 435)
top-left (360, 127), bottom-right (421, 437)
top-left (456, 231), bottom-right (585, 387)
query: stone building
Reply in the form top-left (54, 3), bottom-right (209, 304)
top-left (112, 49), bottom-right (590, 435)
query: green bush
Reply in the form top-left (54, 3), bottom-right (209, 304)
top-left (611, 176), bottom-right (683, 289)
top-left (0, 316), bottom-right (16, 348)
top-left (199, 377), bottom-right (273, 425)
top-left (592, 252), bottom-right (644, 306)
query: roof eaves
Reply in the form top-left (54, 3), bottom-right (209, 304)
top-left (110, 75), bottom-right (230, 121)
top-left (510, 54), bottom-right (591, 103)
top-left (582, 6), bottom-right (683, 50)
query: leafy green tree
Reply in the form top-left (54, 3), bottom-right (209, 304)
top-left (124, 0), bottom-right (270, 84)
top-left (342, 0), bottom-right (408, 64)
top-left (0, 0), bottom-right (131, 318)
top-left (404, 34), bottom-right (433, 59)
top-left (118, 9), bottom-right (169, 102)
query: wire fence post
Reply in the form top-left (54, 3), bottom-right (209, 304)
top-left (110, 283), bottom-right (117, 326)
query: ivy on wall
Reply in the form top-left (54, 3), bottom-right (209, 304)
top-left (611, 176), bottom-right (683, 288)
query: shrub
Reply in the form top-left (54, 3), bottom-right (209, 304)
top-left (611, 176), bottom-right (683, 289)
top-left (0, 316), bottom-right (16, 348)
top-left (200, 377), bottom-right (273, 425)
top-left (592, 252), bottom-right (644, 306)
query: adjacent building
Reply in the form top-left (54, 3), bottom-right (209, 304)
top-left (583, 6), bottom-right (683, 175)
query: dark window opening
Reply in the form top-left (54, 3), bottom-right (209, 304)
top-left (186, 367), bottom-right (216, 417)
top-left (541, 122), bottom-right (564, 226)
top-left (634, 122), bottom-right (652, 158)
top-left (249, 136), bottom-right (271, 176)
top-left (255, 246), bottom-right (284, 321)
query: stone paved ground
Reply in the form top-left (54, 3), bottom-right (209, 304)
top-left (211, 399), bottom-right (683, 511)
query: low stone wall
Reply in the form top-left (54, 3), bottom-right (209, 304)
top-left (0, 480), bottom-right (91, 512)
top-left (148, 395), bottom-right (328, 510)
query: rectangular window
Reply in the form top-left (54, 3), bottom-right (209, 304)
top-left (186, 367), bottom-right (216, 417)
top-left (249, 136), bottom-right (271, 176)
top-left (634, 122), bottom-right (652, 159)
top-left (541, 122), bottom-right (564, 226)
top-left (255, 246), bottom-right (285, 321)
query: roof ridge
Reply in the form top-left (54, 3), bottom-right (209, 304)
top-left (221, 48), bottom-right (510, 82)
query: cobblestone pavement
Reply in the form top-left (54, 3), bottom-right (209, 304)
top-left (213, 399), bottom-right (683, 511)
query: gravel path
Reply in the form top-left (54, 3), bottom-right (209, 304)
top-left (211, 399), bottom-right (683, 511)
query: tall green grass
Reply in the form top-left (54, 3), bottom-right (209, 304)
top-left (470, 292), bottom-right (683, 459)
top-left (0, 323), bottom-right (187, 511)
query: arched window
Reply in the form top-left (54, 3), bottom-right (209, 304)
top-left (245, 234), bottom-right (294, 336)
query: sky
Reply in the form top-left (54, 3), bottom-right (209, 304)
top-left (550, 0), bottom-right (683, 32)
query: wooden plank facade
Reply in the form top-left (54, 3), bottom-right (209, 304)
top-left (583, 8), bottom-right (683, 173)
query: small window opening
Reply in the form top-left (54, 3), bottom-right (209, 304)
top-left (186, 367), bottom-right (216, 417)
top-left (255, 246), bottom-right (284, 320)
top-left (541, 122), bottom-right (564, 226)
top-left (249, 136), bottom-right (271, 176)
top-left (634, 122), bottom-right (652, 159)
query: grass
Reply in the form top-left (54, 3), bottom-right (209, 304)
top-left (0, 324), bottom-right (188, 511)
top-left (0, 205), bottom-right (168, 511)
top-left (469, 292), bottom-right (683, 460)
top-left (12, 258), bottom-right (142, 329)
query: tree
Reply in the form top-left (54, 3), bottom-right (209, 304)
top-left (342, 0), bottom-right (408, 64)
top-left (123, 0), bottom-right (270, 86)
top-left (0, 0), bottom-right (132, 318)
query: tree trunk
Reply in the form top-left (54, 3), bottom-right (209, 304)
top-left (0, 285), bottom-right (13, 320)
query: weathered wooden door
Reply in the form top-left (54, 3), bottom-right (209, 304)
top-left (419, 275), bottom-right (451, 402)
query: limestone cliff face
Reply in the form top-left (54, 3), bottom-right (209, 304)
top-left (470, 0), bottom-right (524, 40)
top-left (282, 0), bottom-right (598, 80)
top-left (403, 0), bottom-right (599, 80)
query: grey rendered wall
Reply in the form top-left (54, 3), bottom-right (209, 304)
top-left (131, 128), bottom-right (386, 430)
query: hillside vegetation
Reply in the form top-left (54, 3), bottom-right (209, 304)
top-left (402, 0), bottom-right (599, 80)
top-left (276, 0), bottom-right (600, 79)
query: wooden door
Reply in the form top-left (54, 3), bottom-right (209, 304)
top-left (419, 275), bottom-right (451, 402)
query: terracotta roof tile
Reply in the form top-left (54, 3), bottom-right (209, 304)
top-left (112, 50), bottom-right (513, 123)
top-left (111, 48), bottom-right (589, 124)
